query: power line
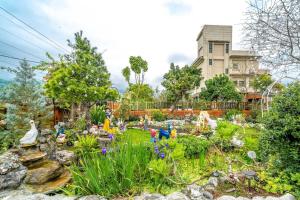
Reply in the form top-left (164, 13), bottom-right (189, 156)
top-left (0, 54), bottom-right (42, 64)
top-left (0, 27), bottom-right (50, 53)
top-left (0, 60), bottom-right (19, 67)
top-left (0, 40), bottom-right (45, 60)
top-left (0, 7), bottom-right (70, 54)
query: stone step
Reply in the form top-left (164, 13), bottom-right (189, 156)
top-left (26, 169), bottom-right (72, 194)
top-left (24, 160), bottom-right (63, 185)
top-left (19, 151), bottom-right (47, 165)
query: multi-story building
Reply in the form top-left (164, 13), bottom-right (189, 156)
top-left (192, 25), bottom-right (269, 100)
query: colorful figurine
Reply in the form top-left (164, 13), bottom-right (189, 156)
top-left (170, 129), bottom-right (177, 139)
top-left (150, 128), bottom-right (157, 142)
top-left (144, 115), bottom-right (149, 130)
top-left (159, 128), bottom-right (170, 140)
top-left (54, 122), bottom-right (65, 138)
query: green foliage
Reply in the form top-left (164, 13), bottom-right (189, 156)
top-left (224, 109), bottom-right (241, 121)
top-left (251, 74), bottom-right (284, 93)
top-left (127, 83), bottom-right (154, 102)
top-left (74, 116), bottom-right (87, 131)
top-left (0, 59), bottom-right (52, 133)
top-left (122, 56), bottom-right (148, 85)
top-left (151, 110), bottom-right (166, 122)
top-left (41, 31), bottom-right (118, 124)
top-left (117, 97), bottom-right (131, 120)
top-left (245, 109), bottom-right (261, 123)
top-left (212, 121), bottom-right (239, 151)
top-left (68, 136), bottom-right (152, 197)
top-left (177, 135), bottom-right (210, 158)
top-left (259, 82), bottom-right (300, 172)
top-left (161, 63), bottom-right (202, 104)
top-left (90, 105), bottom-right (106, 125)
top-left (75, 135), bottom-right (98, 155)
top-left (200, 74), bottom-right (242, 102)
top-left (0, 130), bottom-right (21, 153)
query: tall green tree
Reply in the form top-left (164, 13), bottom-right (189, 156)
top-left (251, 74), bottom-right (284, 93)
top-left (42, 31), bottom-right (118, 126)
top-left (200, 74), bottom-right (242, 102)
top-left (161, 63), bottom-right (202, 105)
top-left (122, 56), bottom-right (153, 102)
top-left (0, 59), bottom-right (52, 133)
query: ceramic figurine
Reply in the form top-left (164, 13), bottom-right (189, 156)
top-left (55, 122), bottom-right (65, 138)
top-left (170, 129), bottom-right (177, 139)
top-left (159, 128), bottom-right (170, 140)
top-left (150, 129), bottom-right (157, 142)
top-left (20, 120), bottom-right (38, 145)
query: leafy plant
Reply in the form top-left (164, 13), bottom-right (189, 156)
top-left (152, 110), bottom-right (166, 122)
top-left (177, 135), bottom-right (210, 158)
top-left (75, 135), bottom-right (98, 155)
top-left (90, 105), bottom-right (106, 125)
top-left (224, 109), bottom-right (241, 121)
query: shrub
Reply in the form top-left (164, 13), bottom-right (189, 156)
top-left (90, 105), bottom-right (106, 125)
top-left (259, 82), bottom-right (300, 172)
top-left (68, 137), bottom-right (152, 197)
top-left (0, 130), bottom-right (21, 153)
top-left (245, 109), bottom-right (261, 123)
top-left (224, 109), bottom-right (241, 121)
top-left (152, 110), bottom-right (166, 122)
top-left (212, 120), bottom-right (239, 151)
top-left (75, 135), bottom-right (98, 155)
top-left (177, 135), bottom-right (210, 158)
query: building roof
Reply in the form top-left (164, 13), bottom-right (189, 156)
top-left (196, 25), bottom-right (232, 41)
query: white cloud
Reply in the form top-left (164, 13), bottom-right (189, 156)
top-left (36, 0), bottom-right (248, 90)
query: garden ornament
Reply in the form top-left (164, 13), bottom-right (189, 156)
top-left (144, 115), bottom-right (149, 130)
top-left (89, 125), bottom-right (99, 135)
top-left (231, 136), bottom-right (244, 148)
top-left (170, 129), bottom-right (177, 139)
top-left (150, 129), bottom-right (157, 142)
top-left (159, 128), bottom-right (170, 140)
top-left (54, 122), bottom-right (65, 138)
top-left (20, 120), bottom-right (38, 145)
top-left (103, 118), bottom-right (110, 132)
top-left (56, 134), bottom-right (66, 144)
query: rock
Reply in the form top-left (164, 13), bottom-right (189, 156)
top-left (265, 197), bottom-right (279, 200)
top-left (247, 151), bottom-right (257, 160)
top-left (216, 195), bottom-right (236, 200)
top-left (182, 184), bottom-right (204, 199)
top-left (40, 143), bottom-right (49, 151)
top-left (97, 137), bottom-right (112, 147)
top-left (56, 150), bottom-right (76, 165)
top-left (231, 136), bottom-right (244, 148)
top-left (225, 188), bottom-right (236, 193)
top-left (0, 152), bottom-right (20, 175)
top-left (207, 177), bottom-right (218, 187)
top-left (134, 193), bottom-right (166, 200)
top-left (77, 195), bottom-right (107, 200)
top-left (166, 192), bottom-right (189, 200)
top-left (19, 151), bottom-right (47, 165)
top-left (0, 165), bottom-right (27, 190)
top-left (279, 193), bottom-right (296, 200)
top-left (252, 197), bottom-right (265, 200)
top-left (0, 152), bottom-right (27, 190)
top-left (25, 160), bottom-right (63, 184)
top-left (27, 170), bottom-right (72, 193)
top-left (2, 193), bottom-right (76, 200)
top-left (203, 191), bottom-right (213, 200)
top-left (39, 136), bottom-right (47, 143)
top-left (41, 129), bottom-right (52, 136)
top-left (236, 197), bottom-right (251, 200)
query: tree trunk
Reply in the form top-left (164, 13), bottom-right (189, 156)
top-left (84, 103), bottom-right (92, 130)
top-left (70, 103), bottom-right (75, 122)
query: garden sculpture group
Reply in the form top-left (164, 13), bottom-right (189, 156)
top-left (197, 111), bottom-right (217, 131)
top-left (150, 121), bottom-right (177, 142)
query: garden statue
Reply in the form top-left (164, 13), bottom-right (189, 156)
top-left (103, 118), bottom-right (110, 132)
top-left (20, 120), bottom-right (38, 145)
top-left (139, 116), bottom-right (144, 129)
top-left (150, 129), bottom-right (157, 142)
top-left (170, 129), bottom-right (177, 139)
top-left (56, 133), bottom-right (66, 144)
top-left (159, 128), bottom-right (170, 140)
top-left (144, 115), bottom-right (149, 130)
top-left (54, 122), bottom-right (65, 138)
top-left (167, 121), bottom-right (173, 133)
top-left (199, 111), bottom-right (217, 130)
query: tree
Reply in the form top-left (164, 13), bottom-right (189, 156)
top-left (161, 63), bottom-right (202, 105)
top-left (42, 31), bottom-right (118, 126)
top-left (259, 82), bottom-right (300, 172)
top-left (251, 73), bottom-right (284, 93)
top-left (122, 56), bottom-right (153, 102)
top-left (200, 74), bottom-right (242, 102)
top-left (243, 0), bottom-right (300, 73)
top-left (0, 59), bottom-right (52, 133)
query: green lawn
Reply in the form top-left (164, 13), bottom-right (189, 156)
top-left (122, 128), bottom-right (151, 144)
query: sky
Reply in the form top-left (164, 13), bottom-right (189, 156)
top-left (0, 0), bottom-right (249, 91)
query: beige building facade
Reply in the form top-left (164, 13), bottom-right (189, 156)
top-left (192, 25), bottom-right (268, 99)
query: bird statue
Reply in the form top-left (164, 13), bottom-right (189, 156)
top-left (20, 120), bottom-right (38, 145)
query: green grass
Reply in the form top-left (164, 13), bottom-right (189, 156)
top-left (121, 128), bottom-right (150, 144)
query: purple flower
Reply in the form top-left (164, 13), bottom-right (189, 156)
top-left (108, 134), bottom-right (114, 140)
top-left (154, 146), bottom-right (159, 154)
top-left (153, 138), bottom-right (157, 143)
top-left (160, 153), bottom-right (165, 159)
top-left (101, 147), bottom-right (107, 155)
top-left (165, 144), bottom-right (169, 148)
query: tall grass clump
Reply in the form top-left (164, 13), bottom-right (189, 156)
top-left (68, 136), bottom-right (152, 197)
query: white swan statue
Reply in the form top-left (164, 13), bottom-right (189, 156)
top-left (20, 120), bottom-right (38, 145)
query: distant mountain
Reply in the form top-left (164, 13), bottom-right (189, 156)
top-left (0, 79), bottom-right (11, 88)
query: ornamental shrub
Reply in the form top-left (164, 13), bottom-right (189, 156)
top-left (177, 135), bottom-right (210, 158)
top-left (259, 82), bottom-right (300, 172)
top-left (152, 110), bottom-right (166, 122)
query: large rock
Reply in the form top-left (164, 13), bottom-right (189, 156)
top-left (24, 160), bottom-right (63, 184)
top-left (166, 192), bottom-right (189, 200)
top-left (0, 152), bottom-right (27, 190)
top-left (182, 184), bottom-right (205, 200)
top-left (279, 193), bottom-right (296, 200)
top-left (56, 150), bottom-right (76, 166)
top-left (77, 195), bottom-right (107, 200)
top-left (216, 196), bottom-right (236, 200)
top-left (2, 193), bottom-right (76, 200)
top-left (207, 177), bottom-right (218, 187)
top-left (19, 151), bottom-right (47, 165)
top-left (134, 193), bottom-right (166, 200)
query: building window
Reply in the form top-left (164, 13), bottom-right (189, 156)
top-left (239, 80), bottom-right (245, 87)
top-left (209, 42), bottom-right (213, 53)
top-left (232, 62), bottom-right (239, 70)
top-left (225, 68), bottom-right (229, 74)
top-left (209, 59), bottom-right (213, 66)
top-left (225, 43), bottom-right (229, 53)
